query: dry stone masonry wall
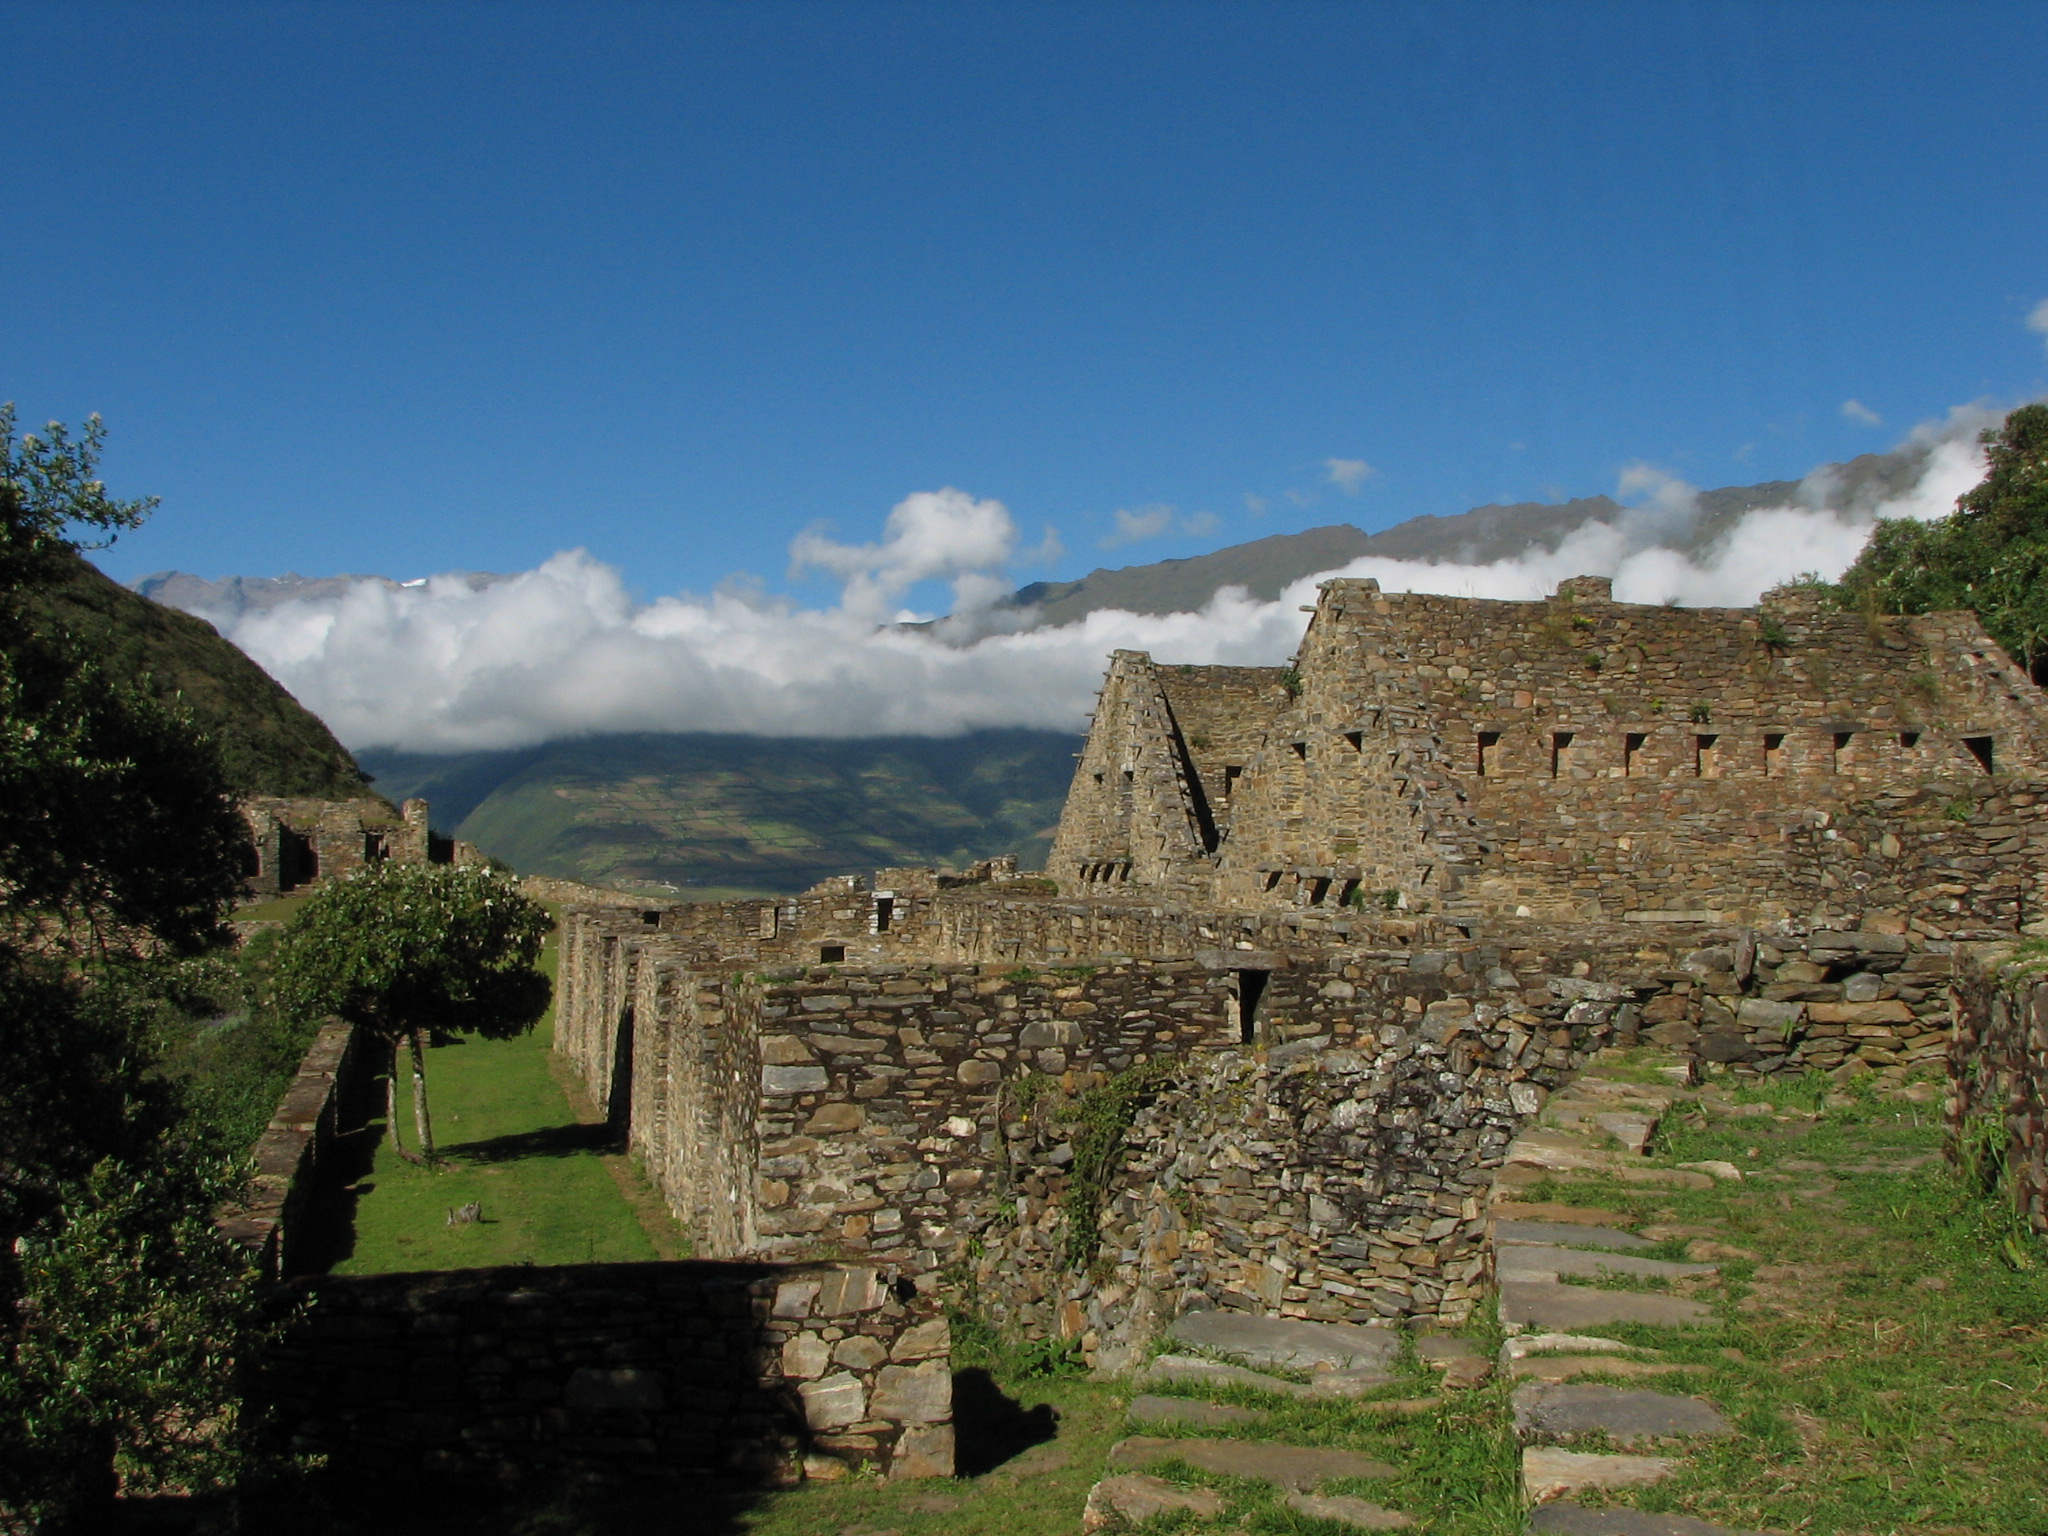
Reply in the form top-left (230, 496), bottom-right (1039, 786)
top-left (261, 1260), bottom-right (953, 1486)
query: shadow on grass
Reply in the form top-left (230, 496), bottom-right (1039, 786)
top-left (444, 1119), bottom-right (620, 1163)
top-left (952, 1366), bottom-right (1060, 1476)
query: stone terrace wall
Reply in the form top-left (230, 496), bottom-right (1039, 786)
top-left (971, 918), bottom-right (1961, 1364)
top-left (216, 1017), bottom-right (366, 1281)
top-left (1951, 946), bottom-right (2048, 1238)
top-left (739, 960), bottom-right (1241, 1277)
top-left (261, 1260), bottom-right (953, 1486)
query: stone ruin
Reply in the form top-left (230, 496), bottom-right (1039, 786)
top-left (239, 794), bottom-right (482, 896)
top-left (551, 575), bottom-right (2048, 1445)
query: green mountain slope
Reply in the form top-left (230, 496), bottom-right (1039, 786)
top-left (50, 554), bottom-right (373, 799)
top-left (355, 730), bottom-right (1079, 895)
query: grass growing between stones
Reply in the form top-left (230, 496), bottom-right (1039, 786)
top-left (332, 926), bottom-right (683, 1272)
top-left (1520, 1071), bottom-right (2048, 1535)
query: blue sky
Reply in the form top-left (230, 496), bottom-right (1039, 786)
top-left (7, 0), bottom-right (2047, 614)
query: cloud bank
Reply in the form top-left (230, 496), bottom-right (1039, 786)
top-left (187, 410), bottom-right (2001, 754)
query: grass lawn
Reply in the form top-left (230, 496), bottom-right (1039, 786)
top-left (331, 927), bottom-right (684, 1273)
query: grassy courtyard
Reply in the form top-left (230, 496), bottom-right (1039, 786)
top-left (331, 926), bottom-right (685, 1273)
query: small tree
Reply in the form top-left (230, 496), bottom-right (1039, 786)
top-left (272, 861), bottom-right (551, 1162)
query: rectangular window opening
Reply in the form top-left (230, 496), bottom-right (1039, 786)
top-left (1122, 768), bottom-right (1134, 783)
top-left (1965, 735), bottom-right (1996, 774)
top-left (1550, 732), bottom-right (1574, 778)
top-left (363, 831), bottom-right (388, 862)
top-left (1223, 765), bottom-right (1243, 799)
top-left (1899, 731), bottom-right (1921, 749)
top-left (641, 910), bottom-right (662, 927)
top-left (1290, 740), bottom-right (1308, 760)
top-left (1477, 731), bottom-right (1502, 777)
top-left (820, 944), bottom-right (846, 964)
top-left (1833, 731), bottom-right (1854, 772)
top-left (1264, 870), bottom-right (1284, 891)
top-left (1092, 771), bottom-right (1104, 785)
top-left (1764, 732), bottom-right (1786, 777)
top-left (1307, 876), bottom-right (1331, 905)
top-left (1235, 969), bottom-right (1270, 1045)
top-left (1338, 877), bottom-right (1361, 908)
top-left (874, 896), bottom-right (895, 933)
top-left (1624, 732), bottom-right (1647, 777)
top-left (1344, 730), bottom-right (1364, 751)
top-left (1695, 734), bottom-right (1719, 778)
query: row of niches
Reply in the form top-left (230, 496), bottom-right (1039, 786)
top-left (1461, 724), bottom-right (2002, 780)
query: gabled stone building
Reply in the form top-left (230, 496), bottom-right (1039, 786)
top-left (1052, 575), bottom-right (2048, 931)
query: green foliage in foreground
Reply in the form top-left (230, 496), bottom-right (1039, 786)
top-left (1833, 401), bottom-right (2048, 679)
top-left (1, 405), bottom-right (261, 1529)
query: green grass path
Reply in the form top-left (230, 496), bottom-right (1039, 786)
top-left (333, 930), bottom-right (667, 1273)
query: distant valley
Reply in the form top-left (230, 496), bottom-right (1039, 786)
top-left (355, 730), bottom-right (1079, 897)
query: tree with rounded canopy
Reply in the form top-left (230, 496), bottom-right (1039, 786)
top-left (1834, 402), bottom-right (2048, 682)
top-left (272, 860), bottom-right (552, 1161)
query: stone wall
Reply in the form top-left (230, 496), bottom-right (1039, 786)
top-left (1950, 945), bottom-right (2048, 1237)
top-left (216, 1017), bottom-right (365, 1281)
top-left (260, 1260), bottom-right (953, 1486)
top-left (557, 891), bottom-right (1962, 1363)
top-left (240, 794), bottom-right (485, 897)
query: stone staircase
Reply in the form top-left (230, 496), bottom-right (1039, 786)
top-left (1081, 1047), bottom-right (1801, 1533)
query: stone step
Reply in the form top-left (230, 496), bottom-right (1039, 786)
top-left (1521, 1447), bottom-right (1676, 1502)
top-left (1284, 1491), bottom-right (1416, 1530)
top-left (1500, 1281), bottom-right (1716, 1333)
top-left (1167, 1309), bottom-right (1401, 1379)
top-left (1414, 1334), bottom-right (1492, 1388)
top-left (1107, 1435), bottom-right (1398, 1491)
top-left (1496, 1243), bottom-right (1718, 1283)
top-left (1491, 1202), bottom-right (1637, 1228)
top-left (1493, 1219), bottom-right (1656, 1251)
top-left (1510, 1355), bottom-right (1708, 1384)
top-left (1528, 1504), bottom-right (1775, 1535)
top-left (1138, 1353), bottom-right (1314, 1398)
top-left (1501, 1333), bottom-right (1642, 1363)
top-left (1512, 1382), bottom-right (1733, 1446)
top-left (1128, 1393), bottom-right (1267, 1430)
top-left (1081, 1472), bottom-right (1223, 1532)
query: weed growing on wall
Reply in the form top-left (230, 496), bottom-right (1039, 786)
top-left (1059, 1061), bottom-right (1176, 1268)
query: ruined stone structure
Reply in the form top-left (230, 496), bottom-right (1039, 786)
top-left (239, 795), bottom-right (481, 896)
top-left (552, 577), bottom-right (2048, 1379)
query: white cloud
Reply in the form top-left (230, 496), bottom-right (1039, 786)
top-left (1841, 399), bottom-right (1882, 427)
top-left (1324, 457), bottom-right (1376, 494)
top-left (178, 403), bottom-right (2011, 755)
top-left (1099, 505), bottom-right (1221, 549)
top-left (2029, 298), bottom-right (2048, 352)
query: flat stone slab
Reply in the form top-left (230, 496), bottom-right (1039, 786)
top-left (1283, 1492), bottom-right (1417, 1529)
top-left (1495, 1220), bottom-right (1655, 1251)
top-left (1109, 1436), bottom-right (1398, 1490)
top-left (1501, 1334), bottom-right (1636, 1363)
top-left (1521, 1448), bottom-right (1676, 1502)
top-left (1081, 1472), bottom-right (1224, 1532)
top-left (1169, 1310), bottom-right (1402, 1375)
top-left (1513, 1382), bottom-right (1733, 1445)
top-left (1529, 1505), bottom-right (1772, 1535)
top-left (1510, 1356), bottom-right (1708, 1384)
top-left (1140, 1353), bottom-right (1313, 1398)
top-left (1492, 1203), bottom-right (1637, 1228)
top-left (1497, 1245), bottom-right (1717, 1282)
top-left (1500, 1282), bottom-right (1715, 1332)
top-left (1129, 1394), bottom-right (1267, 1429)
top-left (1592, 1111), bottom-right (1659, 1155)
